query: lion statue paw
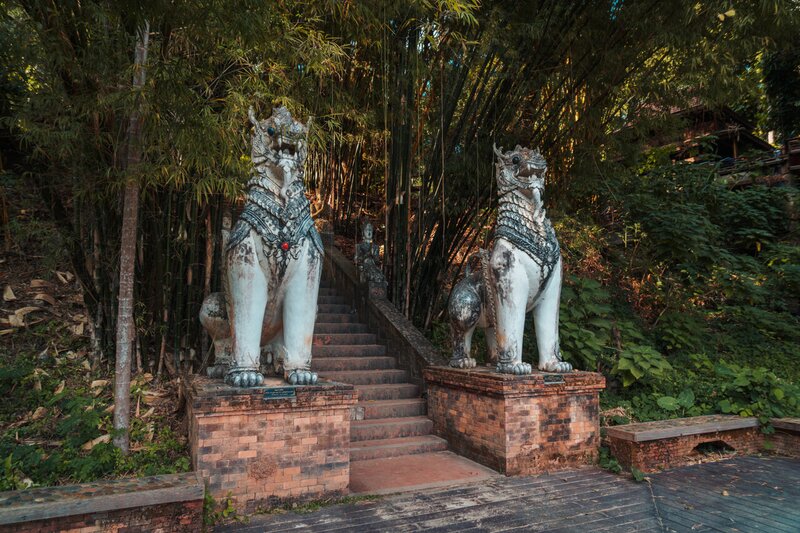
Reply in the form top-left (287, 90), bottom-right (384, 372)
top-left (287, 369), bottom-right (318, 385)
top-left (449, 356), bottom-right (477, 369)
top-left (540, 360), bottom-right (573, 373)
top-left (496, 361), bottom-right (532, 375)
top-left (225, 368), bottom-right (264, 388)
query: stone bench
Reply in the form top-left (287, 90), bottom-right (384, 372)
top-left (770, 418), bottom-right (800, 457)
top-left (606, 414), bottom-right (762, 473)
top-left (0, 472), bottom-right (203, 533)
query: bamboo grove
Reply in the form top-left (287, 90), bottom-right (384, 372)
top-left (1, 0), bottom-right (797, 376)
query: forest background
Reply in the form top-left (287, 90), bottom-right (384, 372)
top-left (0, 0), bottom-right (798, 488)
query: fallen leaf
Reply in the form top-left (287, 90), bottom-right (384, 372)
top-left (30, 279), bottom-right (54, 289)
top-left (31, 407), bottom-right (47, 420)
top-left (81, 360), bottom-right (91, 371)
top-left (0, 329), bottom-right (16, 336)
top-left (55, 271), bottom-right (74, 284)
top-left (54, 380), bottom-right (65, 395)
top-left (15, 306), bottom-right (43, 318)
top-left (7, 315), bottom-right (24, 327)
top-left (33, 293), bottom-right (57, 306)
top-left (140, 407), bottom-right (155, 419)
top-left (3, 285), bottom-right (16, 301)
top-left (70, 322), bottom-right (85, 335)
top-left (90, 379), bottom-right (109, 389)
top-left (722, 490), bottom-right (729, 496)
top-left (104, 404), bottom-right (114, 413)
top-left (81, 434), bottom-right (110, 451)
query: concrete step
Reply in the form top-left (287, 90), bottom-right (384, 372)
top-left (311, 356), bottom-right (396, 372)
top-left (359, 398), bottom-right (427, 419)
top-left (356, 383), bottom-right (420, 401)
top-left (313, 333), bottom-right (378, 345)
top-left (350, 435), bottom-right (448, 461)
top-left (313, 323), bottom-right (369, 334)
top-left (351, 417), bottom-right (433, 442)
top-left (348, 451), bottom-right (497, 495)
top-left (318, 369), bottom-right (408, 385)
top-left (315, 313), bottom-right (358, 323)
top-left (312, 344), bottom-right (386, 357)
top-left (317, 295), bottom-right (347, 305)
top-left (317, 304), bottom-right (352, 314)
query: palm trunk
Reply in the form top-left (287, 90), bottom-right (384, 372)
top-left (113, 22), bottom-right (149, 454)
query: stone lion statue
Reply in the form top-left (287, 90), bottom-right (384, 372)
top-left (447, 144), bottom-right (572, 375)
top-left (199, 106), bottom-right (323, 387)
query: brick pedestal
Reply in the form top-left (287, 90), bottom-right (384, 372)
top-left (188, 377), bottom-right (357, 511)
top-left (424, 366), bottom-right (605, 475)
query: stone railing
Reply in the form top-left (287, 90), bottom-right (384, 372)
top-left (0, 472), bottom-right (203, 533)
top-left (322, 242), bottom-right (447, 391)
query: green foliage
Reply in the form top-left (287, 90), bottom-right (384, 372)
top-left (0, 339), bottom-right (189, 488)
top-left (614, 345), bottom-right (672, 388)
top-left (203, 492), bottom-right (239, 526)
top-left (598, 446), bottom-right (622, 474)
top-left (713, 362), bottom-right (798, 422)
top-left (558, 277), bottom-right (614, 370)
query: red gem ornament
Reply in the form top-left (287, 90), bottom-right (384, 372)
top-left (281, 242), bottom-right (290, 251)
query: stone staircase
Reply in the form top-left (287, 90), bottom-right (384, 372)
top-left (311, 284), bottom-right (449, 463)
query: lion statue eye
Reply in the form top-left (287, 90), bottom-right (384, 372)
top-left (511, 155), bottom-right (521, 165)
top-left (266, 126), bottom-right (276, 137)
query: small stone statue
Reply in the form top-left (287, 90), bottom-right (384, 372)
top-left (448, 145), bottom-right (572, 374)
top-left (354, 221), bottom-right (386, 286)
top-left (199, 106), bottom-right (323, 387)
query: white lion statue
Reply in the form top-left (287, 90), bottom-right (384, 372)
top-left (200, 106), bottom-right (322, 387)
top-left (448, 144), bottom-right (572, 375)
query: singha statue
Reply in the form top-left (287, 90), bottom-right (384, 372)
top-left (448, 145), bottom-right (572, 375)
top-left (200, 106), bottom-right (323, 387)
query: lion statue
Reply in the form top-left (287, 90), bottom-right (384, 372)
top-left (447, 144), bottom-right (572, 375)
top-left (199, 106), bottom-right (323, 387)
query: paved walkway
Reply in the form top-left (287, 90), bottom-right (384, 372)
top-left (218, 456), bottom-right (800, 533)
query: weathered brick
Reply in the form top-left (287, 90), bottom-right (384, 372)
top-left (188, 376), bottom-right (357, 512)
top-left (425, 367), bottom-right (604, 475)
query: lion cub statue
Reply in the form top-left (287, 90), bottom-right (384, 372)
top-left (200, 106), bottom-right (323, 387)
top-left (448, 145), bottom-right (572, 375)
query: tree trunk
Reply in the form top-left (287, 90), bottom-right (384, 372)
top-left (113, 22), bottom-right (149, 454)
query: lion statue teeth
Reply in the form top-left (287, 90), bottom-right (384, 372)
top-left (448, 144), bottom-right (572, 375)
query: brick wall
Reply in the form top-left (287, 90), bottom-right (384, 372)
top-left (608, 427), bottom-right (764, 473)
top-left (767, 419), bottom-right (800, 458)
top-left (425, 367), bottom-right (605, 475)
top-left (0, 473), bottom-right (203, 533)
top-left (768, 429), bottom-right (800, 457)
top-left (188, 377), bottom-right (357, 512)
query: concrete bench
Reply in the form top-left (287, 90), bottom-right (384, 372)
top-left (0, 472), bottom-right (203, 533)
top-left (606, 414), bottom-right (762, 473)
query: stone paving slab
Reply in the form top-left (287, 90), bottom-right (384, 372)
top-left (218, 455), bottom-right (800, 532)
top-left (349, 451), bottom-right (498, 495)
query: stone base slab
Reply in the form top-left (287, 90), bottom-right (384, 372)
top-left (188, 376), bottom-right (357, 511)
top-left (0, 472), bottom-right (202, 533)
top-left (424, 366), bottom-right (605, 475)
